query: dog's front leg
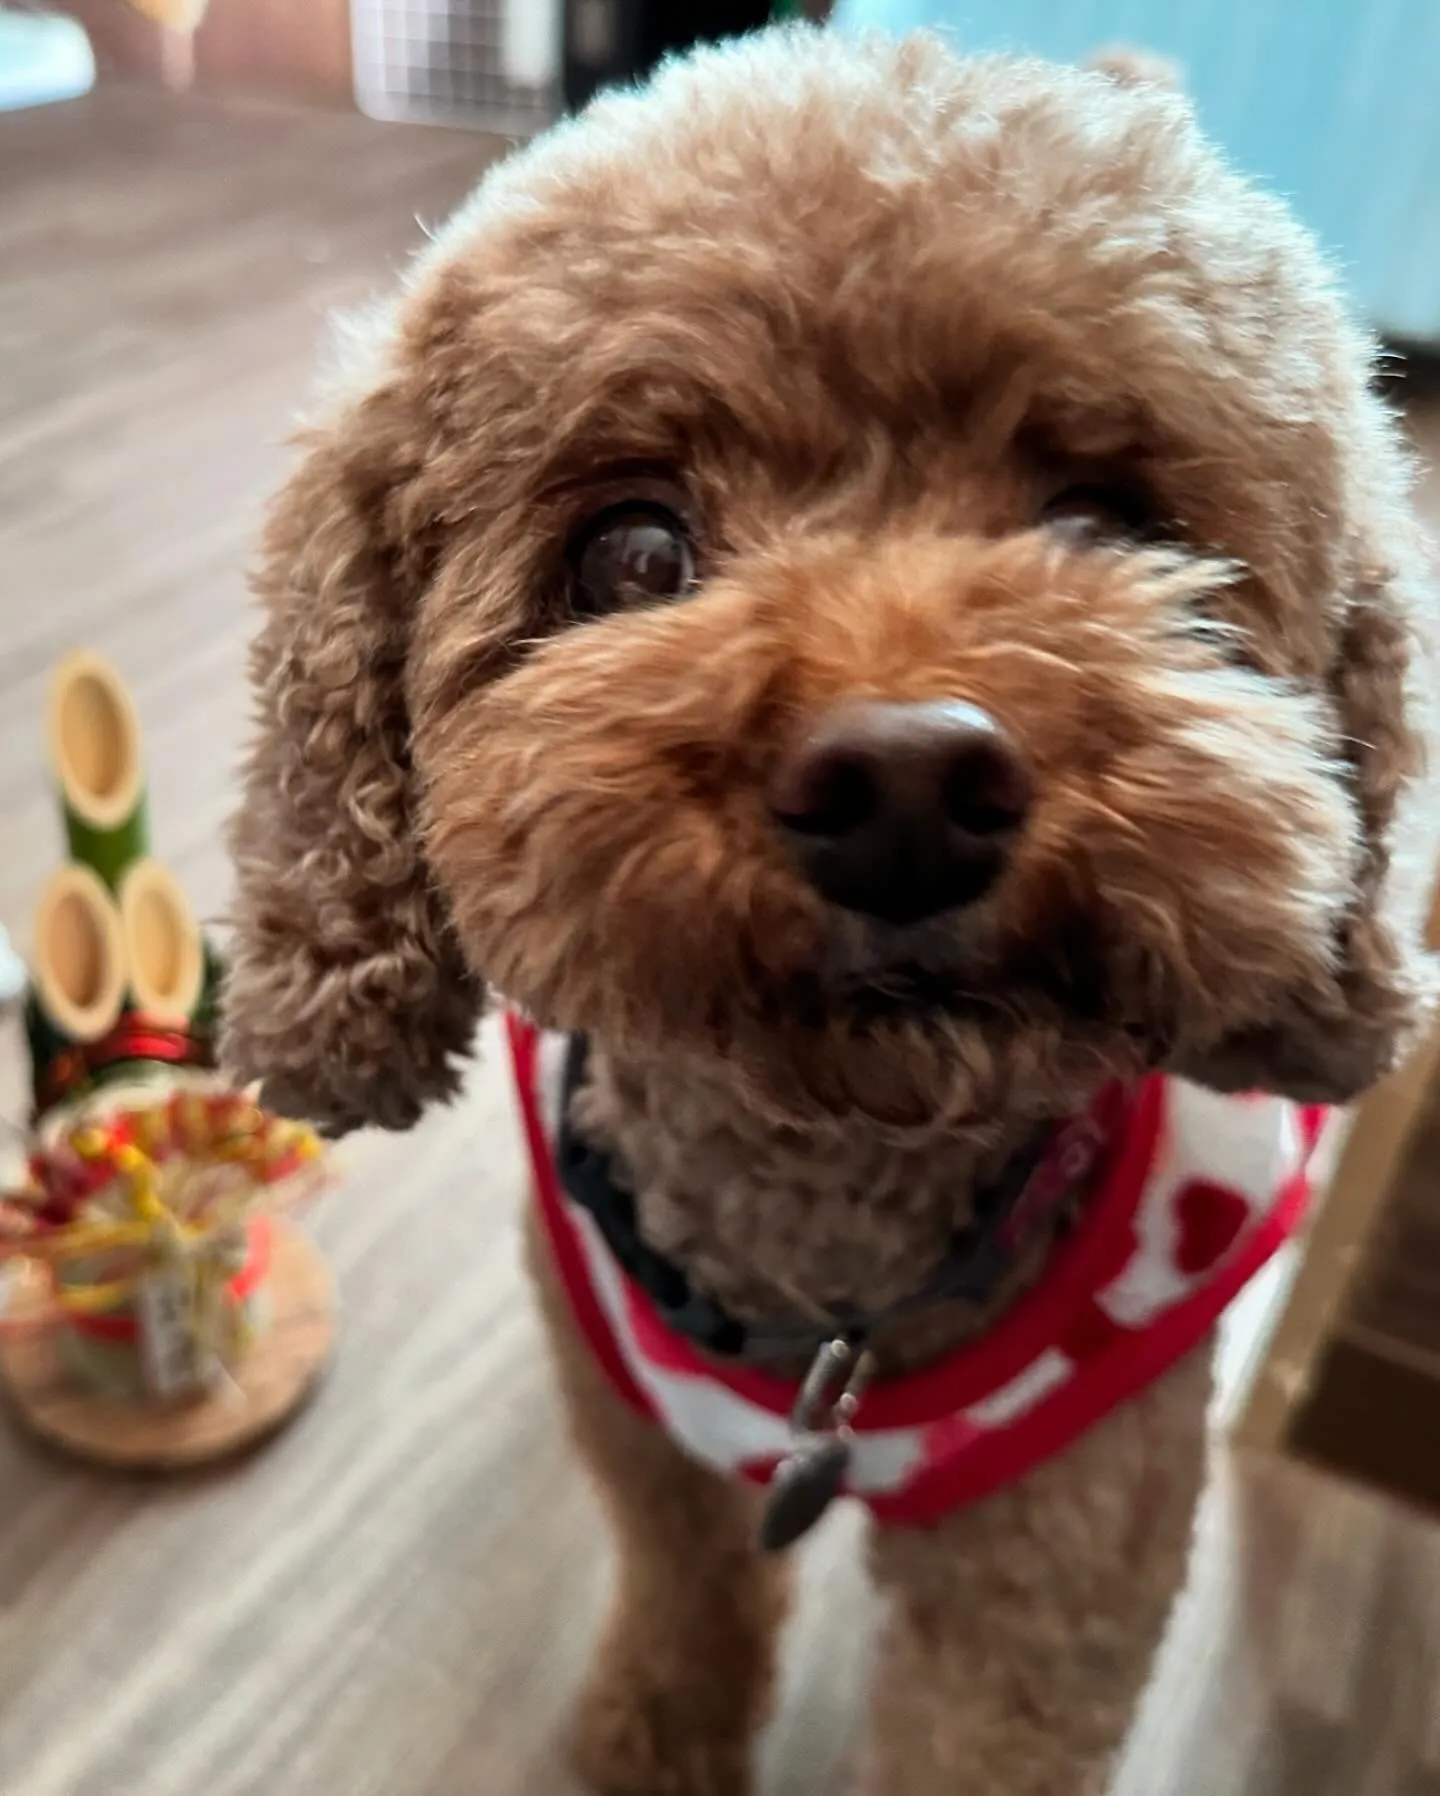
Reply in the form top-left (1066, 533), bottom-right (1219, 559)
top-left (529, 1213), bottom-right (791, 1796)
top-left (856, 1352), bottom-right (1211, 1796)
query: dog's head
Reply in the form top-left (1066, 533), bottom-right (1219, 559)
top-left (224, 30), bottom-right (1438, 1134)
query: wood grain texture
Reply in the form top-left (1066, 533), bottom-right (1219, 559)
top-left (3, 88), bottom-right (1440, 1796)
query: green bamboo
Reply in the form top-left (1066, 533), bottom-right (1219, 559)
top-left (49, 650), bottom-right (150, 893)
top-left (25, 925), bottom-right (226, 1122)
top-left (24, 984), bottom-right (70, 1103)
top-left (192, 937), bottom-right (226, 1048)
top-left (62, 790), bottom-right (150, 894)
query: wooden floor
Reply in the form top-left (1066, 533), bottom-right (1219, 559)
top-left (3, 86), bottom-right (1440, 1796)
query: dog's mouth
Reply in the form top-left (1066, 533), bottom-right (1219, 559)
top-left (806, 909), bottom-right (1173, 1058)
top-left (831, 958), bottom-right (993, 1024)
top-left (825, 948), bottom-right (991, 1020)
top-left (870, 982), bottom-right (1008, 1033)
top-left (800, 908), bottom-right (991, 1018)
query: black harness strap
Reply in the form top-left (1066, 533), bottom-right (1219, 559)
top-left (555, 1034), bottom-right (1065, 1365)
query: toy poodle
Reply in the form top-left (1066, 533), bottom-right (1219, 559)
top-left (223, 27), bottom-right (1438, 1796)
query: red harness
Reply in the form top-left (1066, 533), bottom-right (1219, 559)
top-left (509, 1014), bottom-right (1325, 1526)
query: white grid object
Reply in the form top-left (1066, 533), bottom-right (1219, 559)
top-left (352, 0), bottom-right (560, 134)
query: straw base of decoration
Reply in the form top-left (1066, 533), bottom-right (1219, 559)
top-left (0, 1221), bottom-right (334, 1471)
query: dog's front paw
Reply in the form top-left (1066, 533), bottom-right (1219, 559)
top-left (568, 1653), bottom-right (755, 1796)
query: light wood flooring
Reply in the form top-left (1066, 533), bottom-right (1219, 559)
top-left (3, 86), bottom-right (1440, 1796)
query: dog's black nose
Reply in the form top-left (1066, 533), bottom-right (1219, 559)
top-left (769, 700), bottom-right (1030, 926)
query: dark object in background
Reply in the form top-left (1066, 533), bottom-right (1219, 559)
top-left (562, 0), bottom-right (777, 113)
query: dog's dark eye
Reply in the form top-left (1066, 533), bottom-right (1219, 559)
top-left (1041, 483), bottom-right (1153, 541)
top-left (571, 503), bottom-right (695, 615)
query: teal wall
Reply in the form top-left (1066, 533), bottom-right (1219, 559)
top-left (834, 0), bottom-right (1440, 343)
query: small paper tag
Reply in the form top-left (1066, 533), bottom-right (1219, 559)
top-left (136, 1267), bottom-right (208, 1399)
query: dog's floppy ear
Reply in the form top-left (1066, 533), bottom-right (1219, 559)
top-left (1180, 555), bottom-right (1440, 1105)
top-left (222, 385), bottom-right (483, 1135)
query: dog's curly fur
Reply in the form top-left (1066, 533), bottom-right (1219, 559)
top-left (225, 27), bottom-right (1438, 1794)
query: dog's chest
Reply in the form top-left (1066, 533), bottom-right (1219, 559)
top-left (514, 1015), bottom-right (1327, 1526)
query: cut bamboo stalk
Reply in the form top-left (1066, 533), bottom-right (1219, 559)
top-left (31, 864), bottom-right (126, 1044)
top-left (48, 650), bottom-right (148, 891)
top-left (118, 859), bottom-right (204, 1024)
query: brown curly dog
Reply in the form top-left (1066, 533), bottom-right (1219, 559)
top-left (223, 27), bottom-right (1438, 1796)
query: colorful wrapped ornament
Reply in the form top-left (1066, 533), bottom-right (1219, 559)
top-left (0, 1046), bottom-right (338, 1469)
top-left (0, 651), bottom-right (338, 1470)
top-left (3, 1093), bottom-right (323, 1402)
